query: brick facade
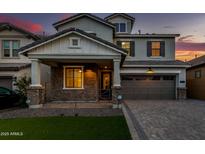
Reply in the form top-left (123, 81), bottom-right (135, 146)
top-left (47, 64), bottom-right (98, 102)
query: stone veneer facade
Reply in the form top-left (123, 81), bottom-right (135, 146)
top-left (177, 87), bottom-right (187, 100)
top-left (47, 63), bottom-right (98, 102)
top-left (27, 86), bottom-right (45, 108)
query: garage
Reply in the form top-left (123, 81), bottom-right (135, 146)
top-left (0, 76), bottom-right (13, 89)
top-left (121, 75), bottom-right (176, 100)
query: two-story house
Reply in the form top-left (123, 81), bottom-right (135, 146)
top-left (0, 23), bottom-right (40, 89)
top-left (0, 23), bottom-right (51, 90)
top-left (19, 13), bottom-right (189, 108)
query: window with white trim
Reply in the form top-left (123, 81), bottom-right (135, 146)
top-left (115, 23), bottom-right (126, 33)
top-left (2, 40), bottom-right (20, 58)
top-left (69, 37), bottom-right (80, 48)
top-left (64, 66), bottom-right (83, 89)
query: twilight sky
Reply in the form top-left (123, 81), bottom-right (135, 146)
top-left (0, 13), bottom-right (205, 61)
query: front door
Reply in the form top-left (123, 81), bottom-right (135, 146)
top-left (100, 72), bottom-right (112, 100)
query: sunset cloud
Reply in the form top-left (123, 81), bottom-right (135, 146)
top-left (176, 35), bottom-right (205, 61)
top-left (0, 15), bottom-right (43, 33)
top-left (176, 50), bottom-right (205, 61)
top-left (176, 42), bottom-right (205, 51)
top-left (178, 35), bottom-right (195, 42)
top-left (163, 25), bottom-right (175, 29)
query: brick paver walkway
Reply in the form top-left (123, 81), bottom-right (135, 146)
top-left (125, 99), bottom-right (205, 140)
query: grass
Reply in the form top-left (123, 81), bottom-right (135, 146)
top-left (0, 116), bottom-right (131, 140)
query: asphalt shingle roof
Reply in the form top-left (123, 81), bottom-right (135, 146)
top-left (53, 13), bottom-right (115, 29)
top-left (187, 55), bottom-right (205, 68)
top-left (123, 60), bottom-right (189, 67)
top-left (19, 28), bottom-right (128, 55)
top-left (0, 63), bottom-right (31, 71)
top-left (0, 23), bottom-right (40, 40)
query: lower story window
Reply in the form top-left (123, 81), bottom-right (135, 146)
top-left (64, 66), bottom-right (83, 89)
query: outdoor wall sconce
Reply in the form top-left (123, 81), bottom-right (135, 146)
top-left (146, 67), bottom-right (154, 74)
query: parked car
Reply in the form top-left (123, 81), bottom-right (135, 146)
top-left (0, 87), bottom-right (20, 109)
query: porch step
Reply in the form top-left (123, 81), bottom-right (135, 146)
top-left (43, 102), bottom-right (112, 109)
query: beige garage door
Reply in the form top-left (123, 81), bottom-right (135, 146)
top-left (121, 75), bottom-right (176, 100)
top-left (0, 76), bottom-right (13, 89)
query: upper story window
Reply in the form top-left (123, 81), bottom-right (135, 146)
top-left (64, 66), bottom-right (84, 89)
top-left (116, 41), bottom-right (135, 57)
top-left (69, 37), bottom-right (80, 48)
top-left (195, 70), bottom-right (201, 79)
top-left (147, 41), bottom-right (165, 57)
top-left (115, 23), bottom-right (126, 33)
top-left (151, 42), bottom-right (161, 56)
top-left (2, 40), bottom-right (20, 58)
top-left (121, 42), bottom-right (131, 55)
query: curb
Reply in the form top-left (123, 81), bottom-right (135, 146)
top-left (122, 103), bottom-right (148, 140)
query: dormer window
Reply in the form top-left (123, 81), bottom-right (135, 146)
top-left (2, 40), bottom-right (20, 58)
top-left (69, 37), bottom-right (80, 48)
top-left (115, 23), bottom-right (126, 33)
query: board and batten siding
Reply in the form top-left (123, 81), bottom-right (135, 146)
top-left (56, 17), bottom-right (114, 42)
top-left (115, 37), bottom-right (176, 61)
top-left (28, 34), bottom-right (120, 57)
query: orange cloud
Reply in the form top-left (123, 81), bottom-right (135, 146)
top-left (0, 15), bottom-right (43, 33)
top-left (176, 50), bottom-right (205, 61)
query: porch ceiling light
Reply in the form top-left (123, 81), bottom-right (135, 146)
top-left (146, 67), bottom-right (154, 74)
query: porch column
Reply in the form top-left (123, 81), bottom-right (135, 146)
top-left (27, 59), bottom-right (44, 108)
top-left (113, 59), bottom-right (121, 87)
top-left (31, 59), bottom-right (41, 87)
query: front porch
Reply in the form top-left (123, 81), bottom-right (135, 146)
top-left (27, 58), bottom-right (122, 108)
top-left (18, 28), bottom-right (127, 108)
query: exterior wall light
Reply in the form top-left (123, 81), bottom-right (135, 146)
top-left (146, 67), bottom-right (154, 74)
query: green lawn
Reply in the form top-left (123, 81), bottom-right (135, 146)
top-left (0, 116), bottom-right (131, 140)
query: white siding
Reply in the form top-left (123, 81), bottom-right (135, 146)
top-left (121, 67), bottom-right (186, 88)
top-left (28, 34), bottom-right (120, 56)
top-left (0, 29), bottom-right (34, 63)
top-left (57, 17), bottom-right (114, 42)
top-left (107, 16), bottom-right (133, 34)
top-left (115, 37), bottom-right (176, 61)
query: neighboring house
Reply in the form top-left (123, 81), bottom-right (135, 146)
top-left (19, 13), bottom-right (189, 108)
top-left (0, 23), bottom-right (40, 89)
top-left (187, 55), bottom-right (205, 100)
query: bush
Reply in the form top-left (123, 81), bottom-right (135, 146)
top-left (14, 76), bottom-right (31, 108)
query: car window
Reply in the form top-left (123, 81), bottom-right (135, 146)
top-left (0, 88), bottom-right (10, 95)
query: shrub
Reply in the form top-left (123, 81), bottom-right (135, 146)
top-left (14, 76), bottom-right (31, 108)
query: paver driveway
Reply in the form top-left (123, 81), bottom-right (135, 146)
top-left (124, 99), bottom-right (205, 140)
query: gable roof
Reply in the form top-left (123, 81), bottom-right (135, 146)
top-left (104, 13), bottom-right (135, 22)
top-left (0, 23), bottom-right (40, 40)
top-left (19, 28), bottom-right (128, 55)
top-left (53, 13), bottom-right (116, 30)
top-left (187, 55), bottom-right (205, 68)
